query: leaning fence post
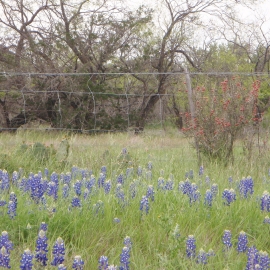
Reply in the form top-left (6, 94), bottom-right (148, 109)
top-left (184, 67), bottom-right (201, 165)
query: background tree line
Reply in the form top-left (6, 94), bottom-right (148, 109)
top-left (0, 0), bottom-right (269, 132)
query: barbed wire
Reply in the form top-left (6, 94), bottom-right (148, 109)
top-left (0, 71), bottom-right (270, 76)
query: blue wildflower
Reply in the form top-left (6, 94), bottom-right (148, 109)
top-left (222, 230), bottom-right (232, 250)
top-left (140, 196), bottom-right (149, 214)
top-left (63, 172), bottom-right (71, 186)
top-left (71, 196), bottom-right (82, 208)
top-left (47, 181), bottom-right (58, 200)
top-left (0, 231), bottom-right (13, 254)
top-left (12, 171), bottom-right (19, 186)
top-left (186, 235), bottom-right (196, 258)
top-left (1, 170), bottom-right (9, 191)
top-left (7, 201), bottom-right (16, 219)
top-left (98, 173), bottom-right (106, 188)
top-left (83, 188), bottom-right (90, 200)
top-left (197, 248), bottom-right (207, 264)
top-left (158, 177), bottom-right (165, 190)
top-left (98, 255), bottom-right (109, 270)
top-left (261, 191), bottom-right (270, 212)
top-left (222, 188), bottom-right (236, 205)
top-left (137, 166), bottom-right (142, 176)
top-left (147, 161), bottom-right (153, 170)
top-left (205, 176), bottom-right (210, 186)
top-left (246, 246), bottom-right (259, 270)
top-left (146, 185), bottom-right (155, 201)
top-left (51, 237), bottom-right (65, 266)
top-left (74, 180), bottom-right (82, 196)
top-left (0, 246), bottom-right (11, 268)
top-left (72, 255), bottom-right (84, 269)
top-left (35, 230), bottom-right (48, 266)
top-left (237, 231), bottom-right (248, 253)
top-left (199, 165), bottom-right (204, 176)
top-left (124, 236), bottom-right (132, 250)
top-left (258, 251), bottom-right (270, 269)
top-left (62, 184), bottom-right (69, 199)
top-left (117, 174), bottom-right (124, 185)
top-left (204, 189), bottom-right (213, 207)
top-left (119, 246), bottom-right (130, 270)
top-left (101, 166), bottom-right (107, 175)
top-left (104, 180), bottom-right (112, 194)
top-left (113, 218), bottom-right (121, 223)
top-left (239, 176), bottom-right (254, 198)
top-left (189, 169), bottom-right (194, 179)
top-left (39, 222), bottom-right (48, 232)
top-left (211, 183), bottom-right (218, 197)
top-left (165, 179), bottom-right (174, 190)
top-left (263, 216), bottom-right (270, 224)
top-left (20, 248), bottom-right (33, 270)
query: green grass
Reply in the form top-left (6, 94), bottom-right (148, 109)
top-left (0, 130), bottom-right (270, 269)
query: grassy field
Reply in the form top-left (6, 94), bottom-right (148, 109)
top-left (0, 130), bottom-right (270, 269)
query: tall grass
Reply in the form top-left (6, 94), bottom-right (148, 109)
top-left (0, 130), bottom-right (269, 269)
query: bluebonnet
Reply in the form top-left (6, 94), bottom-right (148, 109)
top-left (35, 230), bottom-right (48, 266)
top-left (237, 231), bottom-right (248, 253)
top-left (0, 200), bottom-right (7, 207)
top-left (113, 218), bottom-right (121, 223)
top-left (147, 161), bottom-right (153, 170)
top-left (98, 173), bottom-right (106, 188)
top-left (98, 255), bottom-right (109, 270)
top-left (29, 174), bottom-right (46, 203)
top-left (71, 196), bottom-right (82, 208)
top-left (117, 174), bottom-right (124, 185)
top-left (0, 246), bottom-right (11, 268)
top-left (7, 201), bottom-right (16, 219)
top-left (12, 171), bottom-right (19, 186)
top-left (140, 196), bottom-right (149, 214)
top-left (58, 264), bottom-right (67, 270)
top-left (188, 183), bottom-right (200, 204)
top-left (197, 248), bottom-right (207, 264)
top-left (261, 191), bottom-right (270, 212)
top-left (239, 176), bottom-right (254, 198)
top-left (72, 255), bottom-right (84, 269)
top-left (20, 248), bottom-right (34, 270)
top-left (74, 180), bottom-right (82, 196)
top-left (222, 188), bottom-right (236, 205)
top-left (124, 236), bottom-right (132, 250)
top-left (0, 231), bottom-right (13, 254)
top-left (85, 175), bottom-right (96, 192)
top-left (44, 168), bottom-right (49, 178)
top-left (204, 189), bottom-right (213, 207)
top-left (63, 172), bottom-right (71, 186)
top-left (186, 235), bottom-right (196, 258)
top-left (9, 192), bottom-right (17, 207)
top-left (228, 176), bottom-right (233, 184)
top-left (104, 180), bottom-right (112, 194)
top-left (165, 179), bottom-right (174, 190)
top-left (222, 230), bottom-right (232, 250)
top-left (101, 166), bottom-right (107, 176)
top-left (158, 177), bottom-right (165, 190)
top-left (199, 165), bottom-right (204, 176)
top-left (146, 185), bottom-right (154, 201)
top-left (51, 237), bottom-right (65, 266)
top-left (258, 251), bottom-right (270, 269)
top-left (62, 184), bottom-right (70, 198)
top-left (211, 183), bottom-right (218, 197)
top-left (50, 172), bottom-right (59, 185)
top-left (1, 170), bottom-right (9, 191)
top-left (47, 181), bottom-right (58, 200)
top-left (39, 222), bottom-right (48, 232)
top-left (119, 246), bottom-right (130, 270)
top-left (246, 246), bottom-right (259, 270)
top-left (263, 215), bottom-right (270, 224)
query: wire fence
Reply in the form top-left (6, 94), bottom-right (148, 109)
top-left (0, 71), bottom-right (269, 133)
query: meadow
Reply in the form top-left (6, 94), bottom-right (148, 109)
top-left (0, 129), bottom-right (270, 269)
